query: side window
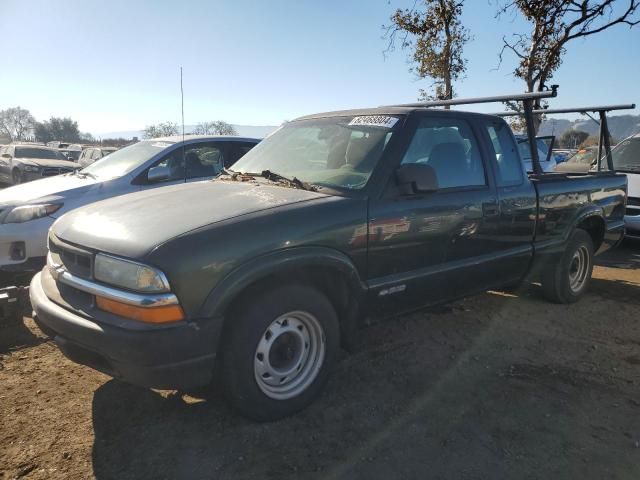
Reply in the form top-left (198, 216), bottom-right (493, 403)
top-left (226, 142), bottom-right (256, 167)
top-left (92, 149), bottom-right (102, 160)
top-left (152, 143), bottom-right (224, 182)
top-left (483, 121), bottom-right (524, 186)
top-left (401, 117), bottom-right (486, 189)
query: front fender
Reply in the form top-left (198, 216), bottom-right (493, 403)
top-left (198, 246), bottom-right (366, 318)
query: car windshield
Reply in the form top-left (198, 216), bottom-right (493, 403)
top-left (566, 149), bottom-right (597, 165)
top-left (15, 147), bottom-right (65, 160)
top-left (517, 138), bottom-right (550, 163)
top-left (231, 115), bottom-right (400, 190)
top-left (609, 137), bottom-right (640, 171)
top-left (82, 140), bottom-right (174, 178)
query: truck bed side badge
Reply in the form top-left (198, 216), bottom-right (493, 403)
top-left (378, 284), bottom-right (407, 296)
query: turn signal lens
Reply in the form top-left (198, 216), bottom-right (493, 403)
top-left (96, 296), bottom-right (184, 324)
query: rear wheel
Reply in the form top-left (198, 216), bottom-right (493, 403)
top-left (542, 229), bottom-right (594, 303)
top-left (12, 169), bottom-right (23, 185)
top-left (220, 284), bottom-right (339, 421)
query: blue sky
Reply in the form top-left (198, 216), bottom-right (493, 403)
top-left (1, 0), bottom-right (639, 135)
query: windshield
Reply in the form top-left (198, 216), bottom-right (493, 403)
top-left (82, 140), bottom-right (174, 178)
top-left (517, 138), bottom-right (551, 163)
top-left (566, 149), bottom-right (597, 165)
top-left (231, 115), bottom-right (399, 190)
top-left (15, 147), bottom-right (65, 160)
top-left (610, 137), bottom-right (640, 170)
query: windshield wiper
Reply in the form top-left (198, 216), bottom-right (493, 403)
top-left (259, 170), bottom-right (317, 191)
top-left (75, 170), bottom-right (97, 179)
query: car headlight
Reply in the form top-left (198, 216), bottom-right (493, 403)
top-left (4, 204), bottom-right (63, 224)
top-left (23, 165), bottom-right (40, 172)
top-left (94, 253), bottom-right (170, 293)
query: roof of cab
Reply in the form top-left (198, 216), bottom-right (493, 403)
top-left (150, 134), bottom-right (261, 143)
top-left (294, 106), bottom-right (505, 122)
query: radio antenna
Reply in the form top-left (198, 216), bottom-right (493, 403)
top-left (180, 66), bottom-right (186, 179)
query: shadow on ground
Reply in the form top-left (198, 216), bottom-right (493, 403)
top-left (90, 274), bottom-right (640, 479)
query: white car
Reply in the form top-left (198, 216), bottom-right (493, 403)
top-left (604, 133), bottom-right (640, 239)
top-left (0, 135), bottom-right (259, 275)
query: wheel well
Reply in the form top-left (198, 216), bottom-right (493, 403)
top-left (220, 265), bottom-right (360, 350)
top-left (576, 216), bottom-right (605, 251)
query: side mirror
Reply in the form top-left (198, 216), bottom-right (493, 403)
top-left (1, 153), bottom-right (11, 159)
top-left (147, 165), bottom-right (170, 183)
top-left (396, 163), bottom-right (438, 194)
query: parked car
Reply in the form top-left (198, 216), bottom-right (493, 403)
top-left (554, 147), bottom-right (599, 173)
top-left (78, 146), bottom-right (118, 167)
top-left (0, 135), bottom-right (258, 275)
top-left (515, 135), bottom-right (558, 172)
top-left (30, 107), bottom-right (626, 421)
top-left (46, 141), bottom-right (71, 149)
top-left (552, 148), bottom-right (576, 164)
top-left (601, 133), bottom-right (640, 239)
top-left (0, 144), bottom-right (79, 185)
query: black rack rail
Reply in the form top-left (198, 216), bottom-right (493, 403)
top-left (496, 103), bottom-right (636, 170)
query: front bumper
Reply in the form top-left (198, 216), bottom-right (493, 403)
top-left (625, 214), bottom-right (640, 239)
top-left (30, 271), bottom-right (223, 390)
top-left (0, 216), bottom-right (54, 273)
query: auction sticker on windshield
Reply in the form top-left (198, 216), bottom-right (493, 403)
top-left (151, 142), bottom-right (172, 148)
top-left (348, 116), bottom-right (399, 129)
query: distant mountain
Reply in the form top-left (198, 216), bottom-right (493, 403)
top-left (539, 114), bottom-right (640, 141)
top-left (95, 124), bottom-right (277, 140)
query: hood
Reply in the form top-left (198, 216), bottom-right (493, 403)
top-left (0, 173), bottom-right (102, 206)
top-left (52, 180), bottom-right (331, 258)
top-left (16, 157), bottom-right (78, 168)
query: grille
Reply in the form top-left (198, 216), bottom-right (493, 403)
top-left (628, 197), bottom-right (640, 207)
top-left (49, 235), bottom-right (92, 279)
top-left (42, 167), bottom-right (74, 177)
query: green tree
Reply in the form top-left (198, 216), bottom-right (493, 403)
top-left (194, 120), bottom-right (238, 136)
top-left (559, 129), bottom-right (590, 148)
top-left (35, 117), bottom-right (82, 142)
top-left (497, 0), bottom-right (640, 132)
top-left (385, 0), bottom-right (470, 103)
top-left (143, 122), bottom-right (179, 139)
top-left (0, 107), bottom-right (35, 141)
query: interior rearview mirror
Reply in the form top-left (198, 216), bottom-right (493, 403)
top-left (147, 165), bottom-right (170, 183)
top-left (396, 163), bottom-right (438, 194)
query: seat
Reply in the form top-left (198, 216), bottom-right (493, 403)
top-left (428, 142), bottom-right (470, 188)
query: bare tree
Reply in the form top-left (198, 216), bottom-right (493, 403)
top-left (194, 120), bottom-right (238, 136)
top-left (143, 121), bottom-right (179, 139)
top-left (0, 107), bottom-right (35, 141)
top-left (384, 0), bottom-right (470, 103)
top-left (497, 0), bottom-right (640, 131)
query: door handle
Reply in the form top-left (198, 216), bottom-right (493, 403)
top-left (482, 203), bottom-right (499, 217)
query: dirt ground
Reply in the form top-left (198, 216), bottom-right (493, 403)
top-left (1, 244), bottom-right (640, 480)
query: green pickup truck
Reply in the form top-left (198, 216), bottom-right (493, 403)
top-left (31, 105), bottom-right (627, 420)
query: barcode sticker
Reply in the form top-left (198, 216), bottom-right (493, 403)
top-left (348, 116), bottom-right (399, 129)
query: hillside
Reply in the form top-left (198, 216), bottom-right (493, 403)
top-left (539, 114), bottom-right (640, 141)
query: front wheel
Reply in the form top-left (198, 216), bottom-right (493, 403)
top-left (220, 284), bottom-right (339, 421)
top-left (542, 229), bottom-right (594, 303)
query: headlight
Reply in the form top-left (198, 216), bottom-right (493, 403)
top-left (94, 254), bottom-right (170, 293)
top-left (23, 165), bottom-right (40, 172)
top-left (4, 204), bottom-right (63, 224)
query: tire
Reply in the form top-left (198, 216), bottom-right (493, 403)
top-left (219, 284), bottom-right (340, 421)
top-left (542, 229), bottom-right (594, 304)
top-left (12, 169), bottom-right (23, 185)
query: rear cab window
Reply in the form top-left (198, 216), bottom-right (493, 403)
top-left (482, 120), bottom-right (524, 186)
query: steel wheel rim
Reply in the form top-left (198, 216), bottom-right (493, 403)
top-left (254, 310), bottom-right (325, 400)
top-left (568, 245), bottom-right (590, 293)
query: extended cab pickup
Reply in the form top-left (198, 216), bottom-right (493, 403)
top-left (30, 107), bottom-right (627, 421)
